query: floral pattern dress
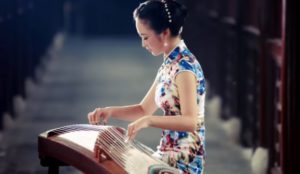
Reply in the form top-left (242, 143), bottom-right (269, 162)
top-left (152, 40), bottom-right (206, 174)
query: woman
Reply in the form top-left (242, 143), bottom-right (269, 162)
top-left (87, 0), bottom-right (206, 173)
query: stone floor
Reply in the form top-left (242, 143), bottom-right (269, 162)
top-left (0, 36), bottom-right (251, 174)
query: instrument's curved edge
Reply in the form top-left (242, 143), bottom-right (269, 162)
top-left (38, 132), bottom-right (127, 174)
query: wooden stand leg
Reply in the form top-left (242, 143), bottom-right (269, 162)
top-left (48, 165), bottom-right (59, 174)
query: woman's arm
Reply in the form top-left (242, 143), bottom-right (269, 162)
top-left (127, 71), bottom-right (198, 140)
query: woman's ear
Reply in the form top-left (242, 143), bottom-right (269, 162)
top-left (160, 28), bottom-right (171, 39)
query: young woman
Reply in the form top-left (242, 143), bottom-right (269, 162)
top-left (87, 0), bottom-right (206, 173)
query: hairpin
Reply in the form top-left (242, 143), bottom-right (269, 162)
top-left (161, 0), bottom-right (172, 23)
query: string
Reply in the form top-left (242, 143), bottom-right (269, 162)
top-left (95, 127), bottom-right (137, 169)
top-left (47, 124), bottom-right (171, 172)
top-left (99, 127), bottom-right (167, 170)
top-left (49, 124), bottom-right (162, 163)
top-left (47, 124), bottom-right (109, 136)
top-left (49, 124), bottom-right (134, 169)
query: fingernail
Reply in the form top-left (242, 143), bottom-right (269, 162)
top-left (124, 136), bottom-right (130, 143)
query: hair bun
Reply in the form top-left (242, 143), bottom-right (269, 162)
top-left (179, 3), bottom-right (188, 20)
top-left (133, 0), bottom-right (188, 36)
top-left (168, 0), bottom-right (188, 23)
top-left (167, 0), bottom-right (188, 26)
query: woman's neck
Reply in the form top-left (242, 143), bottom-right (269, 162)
top-left (163, 37), bottom-right (182, 59)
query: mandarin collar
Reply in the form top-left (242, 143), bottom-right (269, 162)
top-left (163, 40), bottom-right (187, 64)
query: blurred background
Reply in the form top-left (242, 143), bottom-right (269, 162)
top-left (0, 0), bottom-right (297, 174)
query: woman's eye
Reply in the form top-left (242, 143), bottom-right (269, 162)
top-left (143, 37), bottom-right (148, 40)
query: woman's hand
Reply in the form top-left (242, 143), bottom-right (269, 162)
top-left (126, 116), bottom-right (151, 141)
top-left (87, 107), bottom-right (112, 125)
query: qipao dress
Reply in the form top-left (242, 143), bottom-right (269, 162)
top-left (153, 40), bottom-right (206, 174)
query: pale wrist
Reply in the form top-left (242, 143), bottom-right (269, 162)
top-left (104, 107), bottom-right (113, 115)
top-left (146, 115), bottom-right (152, 127)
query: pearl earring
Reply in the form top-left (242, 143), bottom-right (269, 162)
top-left (164, 42), bottom-right (168, 47)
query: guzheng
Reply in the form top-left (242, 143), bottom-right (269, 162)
top-left (38, 124), bottom-right (180, 174)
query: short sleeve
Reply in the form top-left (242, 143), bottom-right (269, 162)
top-left (174, 59), bottom-right (197, 79)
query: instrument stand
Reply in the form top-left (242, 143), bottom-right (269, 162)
top-left (40, 156), bottom-right (67, 174)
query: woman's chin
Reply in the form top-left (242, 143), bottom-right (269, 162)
top-left (147, 49), bottom-right (161, 56)
top-left (150, 51), bottom-right (159, 56)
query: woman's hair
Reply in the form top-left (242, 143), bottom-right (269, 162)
top-left (133, 0), bottom-right (188, 37)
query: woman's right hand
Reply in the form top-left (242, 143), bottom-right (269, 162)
top-left (87, 107), bottom-right (112, 125)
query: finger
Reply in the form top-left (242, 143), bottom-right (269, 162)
top-left (102, 116), bottom-right (108, 125)
top-left (127, 125), bottom-right (135, 141)
top-left (130, 132), bottom-right (137, 140)
top-left (94, 108), bottom-right (102, 124)
top-left (88, 113), bottom-right (93, 124)
top-left (96, 108), bottom-right (105, 125)
top-left (94, 109), bottom-right (100, 124)
top-left (90, 113), bottom-right (94, 124)
top-left (129, 127), bottom-right (137, 140)
top-left (126, 127), bottom-right (131, 142)
top-left (93, 109), bottom-right (99, 124)
top-left (89, 109), bottom-right (98, 124)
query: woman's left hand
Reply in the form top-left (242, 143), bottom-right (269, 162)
top-left (126, 116), bottom-right (151, 141)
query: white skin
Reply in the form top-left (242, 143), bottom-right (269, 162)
top-left (87, 18), bottom-right (198, 141)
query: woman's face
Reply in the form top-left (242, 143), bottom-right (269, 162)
top-left (135, 18), bottom-right (165, 56)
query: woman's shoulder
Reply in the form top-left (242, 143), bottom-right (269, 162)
top-left (175, 49), bottom-right (200, 69)
top-left (172, 49), bottom-right (205, 78)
